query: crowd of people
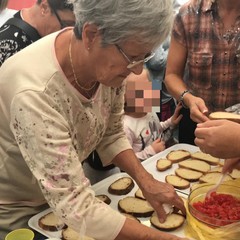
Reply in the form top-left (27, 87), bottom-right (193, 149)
top-left (0, 0), bottom-right (239, 239)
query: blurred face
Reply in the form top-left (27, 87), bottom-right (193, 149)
top-left (87, 33), bottom-right (155, 88)
top-left (125, 70), bottom-right (161, 113)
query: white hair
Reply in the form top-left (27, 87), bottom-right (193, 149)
top-left (68, 0), bottom-right (174, 47)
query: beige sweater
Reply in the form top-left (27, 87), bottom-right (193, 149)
top-left (0, 30), bottom-right (130, 239)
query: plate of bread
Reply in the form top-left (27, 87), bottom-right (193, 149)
top-left (28, 143), bottom-right (240, 239)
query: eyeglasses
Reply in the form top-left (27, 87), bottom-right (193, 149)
top-left (52, 8), bottom-right (73, 29)
top-left (115, 44), bottom-right (155, 70)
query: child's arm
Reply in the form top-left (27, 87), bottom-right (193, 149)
top-left (170, 103), bottom-right (183, 126)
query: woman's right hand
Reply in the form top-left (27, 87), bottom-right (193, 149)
top-left (223, 158), bottom-right (240, 173)
top-left (184, 94), bottom-right (209, 123)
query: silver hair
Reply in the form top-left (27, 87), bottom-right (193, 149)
top-left (68, 0), bottom-right (174, 48)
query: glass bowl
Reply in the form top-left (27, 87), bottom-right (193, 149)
top-left (188, 184), bottom-right (240, 228)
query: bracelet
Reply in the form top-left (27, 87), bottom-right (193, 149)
top-left (179, 90), bottom-right (191, 108)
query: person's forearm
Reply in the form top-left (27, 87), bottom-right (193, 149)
top-left (112, 149), bottom-right (153, 188)
top-left (164, 74), bottom-right (188, 101)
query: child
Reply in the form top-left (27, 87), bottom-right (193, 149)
top-left (124, 69), bottom-right (182, 161)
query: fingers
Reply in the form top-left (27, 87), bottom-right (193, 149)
top-left (196, 120), bottom-right (225, 128)
top-left (171, 195), bottom-right (186, 216)
top-left (155, 203), bottom-right (167, 223)
top-left (222, 158), bottom-right (240, 173)
top-left (194, 127), bottom-right (209, 140)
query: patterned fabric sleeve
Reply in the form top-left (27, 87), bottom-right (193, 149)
top-left (10, 91), bottom-right (125, 240)
top-left (0, 24), bottom-right (32, 66)
top-left (172, 6), bottom-right (188, 47)
top-left (97, 85), bottom-right (132, 165)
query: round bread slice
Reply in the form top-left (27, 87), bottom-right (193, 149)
top-left (38, 212), bottom-right (66, 231)
top-left (166, 150), bottom-right (191, 163)
top-left (165, 175), bottom-right (190, 190)
top-left (150, 212), bottom-right (185, 231)
top-left (199, 172), bottom-right (233, 184)
top-left (175, 168), bottom-right (203, 182)
top-left (178, 159), bottom-right (211, 173)
top-left (118, 196), bottom-right (154, 217)
top-left (156, 159), bottom-right (172, 171)
top-left (191, 151), bottom-right (220, 165)
top-left (108, 177), bottom-right (134, 195)
top-left (208, 166), bottom-right (223, 173)
top-left (95, 194), bottom-right (111, 205)
top-left (209, 111), bottom-right (240, 123)
top-left (62, 227), bottom-right (94, 240)
top-left (230, 169), bottom-right (240, 179)
top-left (135, 188), bottom-right (146, 200)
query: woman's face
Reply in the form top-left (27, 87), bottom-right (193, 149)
top-left (89, 37), bottom-right (154, 88)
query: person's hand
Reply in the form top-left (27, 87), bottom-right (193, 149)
top-left (140, 176), bottom-right (186, 223)
top-left (184, 94), bottom-right (209, 123)
top-left (151, 138), bottom-right (166, 153)
top-left (223, 158), bottom-right (240, 173)
top-left (194, 120), bottom-right (240, 158)
top-left (171, 102), bottom-right (183, 126)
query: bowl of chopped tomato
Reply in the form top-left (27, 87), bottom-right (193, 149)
top-left (188, 184), bottom-right (240, 227)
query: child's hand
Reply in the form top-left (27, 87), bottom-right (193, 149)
top-left (171, 103), bottom-right (183, 126)
top-left (151, 138), bottom-right (166, 153)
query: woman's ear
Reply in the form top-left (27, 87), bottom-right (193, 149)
top-left (39, 0), bottom-right (51, 16)
top-left (82, 23), bottom-right (99, 50)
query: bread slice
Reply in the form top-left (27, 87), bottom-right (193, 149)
top-left (165, 175), bottom-right (190, 190)
top-left (190, 182), bottom-right (202, 192)
top-left (121, 213), bottom-right (140, 222)
top-left (208, 166), bottom-right (223, 173)
top-left (62, 227), bottom-right (94, 240)
top-left (135, 188), bottom-right (145, 200)
top-left (209, 111), bottom-right (240, 123)
top-left (118, 196), bottom-right (154, 217)
top-left (175, 168), bottom-right (203, 182)
top-left (199, 172), bottom-right (233, 184)
top-left (150, 212), bottom-right (185, 231)
top-left (191, 151), bottom-right (220, 165)
top-left (156, 159), bottom-right (172, 171)
top-left (108, 177), bottom-right (134, 195)
top-left (95, 194), bottom-right (111, 205)
top-left (178, 159), bottom-right (211, 173)
top-left (38, 212), bottom-right (66, 231)
top-left (230, 169), bottom-right (240, 179)
top-left (166, 150), bottom-right (191, 163)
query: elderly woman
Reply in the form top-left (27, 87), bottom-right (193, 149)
top-left (0, 0), bottom-right (189, 239)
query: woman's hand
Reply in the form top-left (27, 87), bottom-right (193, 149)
top-left (140, 176), bottom-right (186, 223)
top-left (195, 120), bottom-right (240, 158)
top-left (185, 95), bottom-right (209, 123)
top-left (223, 158), bottom-right (240, 173)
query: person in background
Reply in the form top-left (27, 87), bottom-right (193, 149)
top-left (165, 0), bottom-right (240, 145)
top-left (194, 119), bottom-right (240, 173)
top-left (0, 0), bottom-right (17, 26)
top-left (146, 0), bottom-right (182, 122)
top-left (0, 0), bottom-right (189, 239)
top-left (0, 0), bottom-right (75, 66)
top-left (124, 69), bottom-right (182, 161)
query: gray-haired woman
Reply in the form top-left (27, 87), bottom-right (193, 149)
top-left (0, 0), bottom-right (189, 239)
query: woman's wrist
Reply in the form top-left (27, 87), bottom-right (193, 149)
top-left (179, 90), bottom-right (191, 108)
